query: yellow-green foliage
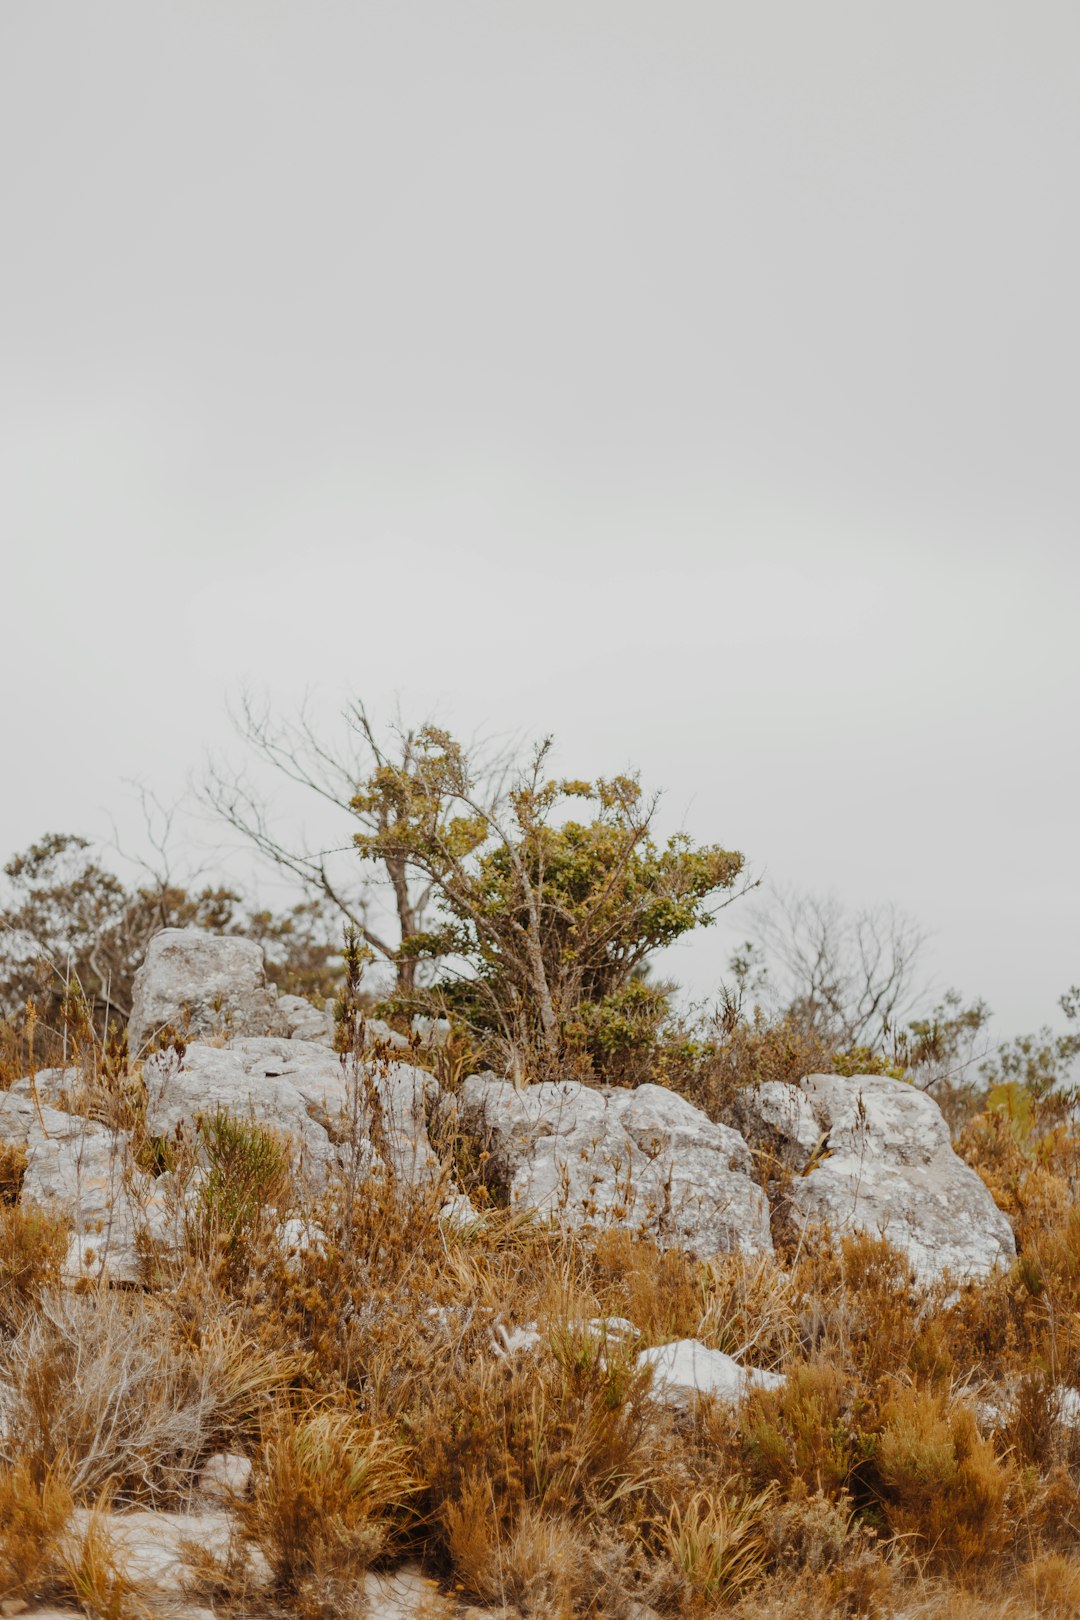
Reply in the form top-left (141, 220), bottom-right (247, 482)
top-left (874, 1386), bottom-right (1011, 1570)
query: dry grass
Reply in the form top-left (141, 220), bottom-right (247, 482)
top-left (59, 1496), bottom-right (145, 1620)
top-left (657, 1481), bottom-right (776, 1605)
top-left (0, 1459), bottom-right (74, 1604)
top-left (237, 1405), bottom-right (416, 1614)
top-left (6, 1006), bottom-right (1080, 1618)
top-left (0, 1288), bottom-right (294, 1507)
top-left (0, 1202), bottom-right (67, 1336)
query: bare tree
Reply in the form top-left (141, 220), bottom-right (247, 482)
top-left (747, 886), bottom-right (929, 1052)
top-left (202, 694), bottom-right (512, 991)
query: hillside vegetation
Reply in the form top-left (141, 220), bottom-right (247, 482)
top-left (1, 714), bottom-right (1078, 1620)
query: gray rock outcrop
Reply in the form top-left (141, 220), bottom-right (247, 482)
top-left (277, 993), bottom-right (335, 1044)
top-left (0, 1085), bottom-right (173, 1284)
top-left (128, 929), bottom-right (290, 1055)
top-left (143, 1036), bottom-right (442, 1187)
top-left (459, 1076), bottom-right (773, 1258)
top-left (736, 1072), bottom-right (1016, 1282)
top-left (3, 927), bottom-right (1021, 1297)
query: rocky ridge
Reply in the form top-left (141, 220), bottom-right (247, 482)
top-left (0, 928), bottom-right (1028, 1619)
top-left (4, 927), bottom-right (1018, 1287)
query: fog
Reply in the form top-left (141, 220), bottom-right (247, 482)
top-left (2, 2), bottom-right (1077, 1035)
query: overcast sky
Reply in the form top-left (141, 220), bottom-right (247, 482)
top-left (2, 2), bottom-right (1077, 1036)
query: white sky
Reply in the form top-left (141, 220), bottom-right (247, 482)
top-left (2, 2), bottom-right (1078, 1036)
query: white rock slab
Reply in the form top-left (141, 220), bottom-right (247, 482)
top-left (459, 1076), bottom-right (772, 1258)
top-left (128, 928), bottom-right (289, 1056)
top-left (739, 1073), bottom-right (1016, 1282)
top-left (0, 1088), bottom-right (172, 1284)
top-left (144, 1037), bottom-right (443, 1188)
top-left (638, 1338), bottom-right (784, 1405)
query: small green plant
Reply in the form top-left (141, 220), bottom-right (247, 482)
top-left (191, 1109), bottom-right (292, 1273)
top-left (657, 1481), bottom-right (775, 1604)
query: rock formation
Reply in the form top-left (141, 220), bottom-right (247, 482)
top-left (735, 1071), bottom-right (1016, 1281)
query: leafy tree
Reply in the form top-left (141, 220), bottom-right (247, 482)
top-left (0, 834), bottom-right (214, 1027)
top-left (979, 986), bottom-right (1080, 1106)
top-left (351, 728), bottom-right (747, 1081)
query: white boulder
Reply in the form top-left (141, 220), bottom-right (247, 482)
top-left (143, 1037), bottom-right (443, 1187)
top-left (143, 1036), bottom-right (352, 1174)
top-left (0, 1086), bottom-right (172, 1284)
top-left (737, 1073), bottom-right (1016, 1283)
top-left (638, 1338), bottom-right (784, 1405)
top-left (128, 929), bottom-right (289, 1056)
top-left (459, 1076), bottom-right (772, 1259)
top-left (277, 993), bottom-right (335, 1045)
top-left (198, 1450), bottom-right (253, 1503)
top-left (412, 1015), bottom-right (452, 1047)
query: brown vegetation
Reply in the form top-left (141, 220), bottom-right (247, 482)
top-left (0, 1017), bottom-right (1079, 1618)
top-left (2, 716), bottom-right (1079, 1615)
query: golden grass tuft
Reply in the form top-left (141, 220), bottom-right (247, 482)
top-left (238, 1405), bottom-right (417, 1615)
top-left (657, 1480), bottom-right (776, 1605)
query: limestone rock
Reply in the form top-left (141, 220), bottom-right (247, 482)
top-left (638, 1338), bottom-right (784, 1405)
top-left (0, 1087), bottom-right (172, 1284)
top-left (737, 1072), bottom-right (1016, 1282)
top-left (412, 1014), bottom-right (452, 1047)
top-left (365, 1016), bottom-right (411, 1051)
top-left (372, 1061), bottom-right (442, 1183)
top-left (277, 1214), bottom-right (329, 1265)
top-left (490, 1321), bottom-right (543, 1359)
top-left (197, 1450), bottom-right (253, 1502)
top-left (128, 928), bottom-right (289, 1056)
top-left (1058, 1387), bottom-right (1080, 1427)
top-left (143, 1036), bottom-right (442, 1188)
top-left (143, 1036), bottom-right (353, 1173)
top-left (459, 1076), bottom-right (772, 1259)
top-left (65, 1506), bottom-right (267, 1593)
top-left (363, 1563), bottom-right (451, 1618)
top-left (1, 1035), bottom-right (452, 1284)
top-left (277, 993), bottom-right (334, 1044)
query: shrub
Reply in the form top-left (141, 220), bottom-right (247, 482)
top-left (416, 1322), bottom-right (660, 1565)
top-left (239, 1406), bottom-right (416, 1607)
top-left (656, 1481), bottom-right (775, 1605)
top-left (742, 1362), bottom-right (867, 1501)
top-left (0, 1205), bottom-right (67, 1338)
top-left (873, 1386), bottom-right (1012, 1572)
top-left (759, 1489), bottom-right (893, 1615)
top-left (188, 1109), bottom-right (293, 1280)
top-left (443, 1497), bottom-right (591, 1616)
top-left (0, 1142), bottom-right (27, 1205)
top-left (354, 728), bottom-right (746, 1082)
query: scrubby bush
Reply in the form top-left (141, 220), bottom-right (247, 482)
top-left (0, 1204), bottom-right (67, 1338)
top-left (239, 1406), bottom-right (416, 1611)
